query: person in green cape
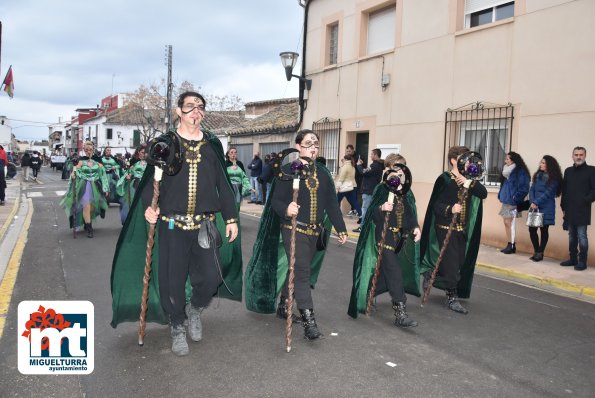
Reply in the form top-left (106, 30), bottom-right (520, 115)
top-left (101, 146), bottom-right (122, 205)
top-left (244, 129), bottom-right (348, 341)
top-left (419, 146), bottom-right (487, 314)
top-left (60, 141), bottom-right (109, 238)
top-left (110, 92), bottom-right (242, 356)
top-left (116, 144), bottom-right (147, 225)
top-left (348, 154), bottom-right (421, 327)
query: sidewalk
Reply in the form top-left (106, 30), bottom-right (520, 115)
top-left (239, 201), bottom-right (595, 304)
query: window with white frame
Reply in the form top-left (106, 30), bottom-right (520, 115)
top-left (445, 102), bottom-right (514, 186)
top-left (465, 0), bottom-right (514, 28)
top-left (459, 120), bottom-right (509, 185)
top-left (367, 5), bottom-right (395, 55)
top-left (312, 117), bottom-right (341, 175)
top-left (327, 23), bottom-right (339, 65)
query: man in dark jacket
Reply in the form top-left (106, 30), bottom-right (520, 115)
top-left (353, 148), bottom-right (383, 232)
top-left (259, 153), bottom-right (274, 205)
top-left (29, 151), bottom-right (42, 181)
top-left (247, 152), bottom-right (263, 204)
top-left (560, 146), bottom-right (595, 271)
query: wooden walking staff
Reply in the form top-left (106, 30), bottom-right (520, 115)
top-left (138, 138), bottom-right (180, 346)
top-left (421, 152), bottom-right (484, 306)
top-left (366, 165), bottom-right (412, 315)
top-left (285, 159), bottom-right (305, 353)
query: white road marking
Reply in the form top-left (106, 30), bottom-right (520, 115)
top-left (56, 191), bottom-right (67, 196)
top-left (27, 192), bottom-right (42, 197)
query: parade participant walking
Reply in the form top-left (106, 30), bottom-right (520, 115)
top-left (497, 152), bottom-right (530, 254)
top-left (110, 92), bottom-right (243, 357)
top-left (348, 154), bottom-right (421, 327)
top-left (245, 129), bottom-right (348, 342)
top-left (101, 146), bottom-right (122, 204)
top-left (560, 146), bottom-right (595, 270)
top-left (60, 141), bottom-right (109, 238)
top-left (528, 155), bottom-right (563, 262)
top-left (225, 146), bottom-right (252, 207)
top-left (29, 151), bottom-right (42, 181)
top-left (62, 152), bottom-right (78, 180)
top-left (420, 146), bottom-right (487, 314)
top-left (116, 145), bottom-right (147, 225)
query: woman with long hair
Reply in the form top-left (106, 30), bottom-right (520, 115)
top-left (116, 144), bottom-right (147, 225)
top-left (60, 141), bottom-right (109, 238)
top-left (528, 155), bottom-right (563, 261)
top-left (497, 152), bottom-right (530, 254)
top-left (225, 146), bottom-right (252, 207)
top-left (336, 154), bottom-right (362, 220)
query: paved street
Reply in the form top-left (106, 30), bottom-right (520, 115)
top-left (0, 169), bottom-right (594, 397)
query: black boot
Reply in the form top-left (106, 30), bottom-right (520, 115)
top-left (501, 242), bottom-right (516, 254)
top-left (393, 302), bottom-right (418, 328)
top-left (532, 252), bottom-right (543, 262)
top-left (276, 296), bottom-right (300, 323)
top-left (422, 272), bottom-right (431, 291)
top-left (560, 257), bottom-right (577, 267)
top-left (85, 223), bottom-right (93, 238)
top-left (446, 290), bottom-right (468, 314)
top-left (299, 309), bottom-right (323, 340)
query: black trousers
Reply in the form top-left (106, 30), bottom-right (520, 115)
top-left (436, 228), bottom-right (466, 290)
top-left (529, 226), bottom-right (550, 253)
top-left (280, 228), bottom-right (318, 310)
top-left (158, 222), bottom-right (222, 326)
top-left (374, 249), bottom-right (406, 303)
top-left (0, 166), bottom-right (5, 201)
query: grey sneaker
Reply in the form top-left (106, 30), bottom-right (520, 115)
top-left (186, 303), bottom-right (203, 342)
top-left (447, 297), bottom-right (469, 314)
top-left (170, 324), bottom-right (189, 356)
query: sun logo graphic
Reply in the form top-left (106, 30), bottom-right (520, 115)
top-left (18, 301), bottom-right (94, 374)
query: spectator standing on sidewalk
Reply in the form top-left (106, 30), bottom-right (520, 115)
top-left (528, 155), bottom-right (563, 262)
top-left (0, 145), bottom-right (7, 205)
top-left (259, 153), bottom-right (274, 205)
top-left (497, 152), bottom-right (530, 254)
top-left (21, 152), bottom-right (31, 181)
top-left (247, 152), bottom-right (263, 204)
top-left (353, 148), bottom-right (383, 232)
top-left (335, 154), bottom-right (361, 219)
top-left (346, 144), bottom-right (362, 216)
top-left (29, 151), bottom-right (42, 181)
top-left (560, 146), bottom-right (595, 271)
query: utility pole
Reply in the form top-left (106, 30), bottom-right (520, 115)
top-left (165, 45), bottom-right (173, 132)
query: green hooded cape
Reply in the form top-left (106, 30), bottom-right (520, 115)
top-left (110, 130), bottom-right (243, 327)
top-left (347, 184), bottom-right (421, 318)
top-left (419, 172), bottom-right (482, 298)
top-left (244, 162), bottom-right (333, 314)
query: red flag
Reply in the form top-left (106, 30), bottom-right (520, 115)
top-left (2, 66), bottom-right (14, 98)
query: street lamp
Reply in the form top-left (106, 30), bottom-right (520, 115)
top-left (279, 51), bottom-right (312, 90)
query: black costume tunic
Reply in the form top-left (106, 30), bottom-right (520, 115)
top-left (433, 173), bottom-right (487, 290)
top-left (140, 135), bottom-right (238, 325)
top-left (270, 162), bottom-right (347, 309)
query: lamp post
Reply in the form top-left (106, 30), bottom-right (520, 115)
top-left (279, 51), bottom-right (312, 90)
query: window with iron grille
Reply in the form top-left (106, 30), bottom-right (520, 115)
top-left (312, 117), bottom-right (341, 175)
top-left (465, 0), bottom-right (514, 28)
top-left (328, 23), bottom-right (339, 65)
top-left (444, 102), bottom-right (514, 186)
top-left (106, 128), bottom-right (113, 140)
